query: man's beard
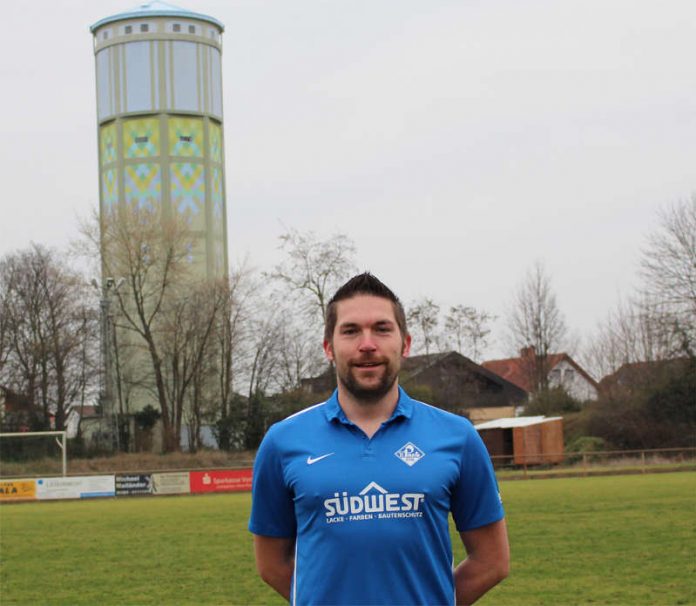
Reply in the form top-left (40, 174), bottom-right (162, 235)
top-left (337, 359), bottom-right (399, 403)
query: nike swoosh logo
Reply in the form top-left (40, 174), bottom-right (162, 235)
top-left (307, 453), bottom-right (335, 465)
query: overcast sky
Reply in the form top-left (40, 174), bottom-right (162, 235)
top-left (1, 0), bottom-right (694, 361)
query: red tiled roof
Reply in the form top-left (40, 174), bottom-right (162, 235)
top-left (482, 353), bottom-right (596, 392)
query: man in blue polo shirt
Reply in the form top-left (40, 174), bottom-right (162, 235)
top-left (249, 273), bottom-right (509, 605)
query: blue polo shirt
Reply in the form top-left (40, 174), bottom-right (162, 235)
top-left (249, 388), bottom-right (504, 606)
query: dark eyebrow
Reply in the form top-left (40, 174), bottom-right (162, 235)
top-left (374, 320), bottom-right (395, 328)
top-left (337, 320), bottom-right (395, 330)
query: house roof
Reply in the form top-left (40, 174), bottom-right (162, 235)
top-left (401, 351), bottom-right (526, 393)
top-left (482, 351), bottom-right (598, 393)
top-left (599, 357), bottom-right (690, 391)
top-left (300, 350), bottom-right (528, 404)
top-left (400, 352), bottom-right (453, 378)
top-left (474, 416), bottom-right (562, 430)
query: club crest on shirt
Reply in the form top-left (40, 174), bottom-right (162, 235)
top-left (394, 442), bottom-right (425, 467)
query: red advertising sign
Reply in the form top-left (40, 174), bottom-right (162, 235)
top-left (189, 469), bottom-right (253, 494)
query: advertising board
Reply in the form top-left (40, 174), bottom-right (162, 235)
top-left (0, 479), bottom-right (36, 501)
top-left (189, 469), bottom-right (253, 494)
top-left (115, 474), bottom-right (152, 496)
top-left (36, 475), bottom-right (115, 500)
top-left (151, 471), bottom-right (190, 495)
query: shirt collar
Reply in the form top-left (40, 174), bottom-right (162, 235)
top-left (323, 386), bottom-right (414, 424)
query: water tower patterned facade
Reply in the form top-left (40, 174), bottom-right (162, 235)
top-left (91, 1), bottom-right (228, 280)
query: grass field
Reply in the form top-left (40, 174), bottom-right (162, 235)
top-left (1, 472), bottom-right (694, 605)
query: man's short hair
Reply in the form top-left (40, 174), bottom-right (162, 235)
top-left (324, 272), bottom-right (408, 342)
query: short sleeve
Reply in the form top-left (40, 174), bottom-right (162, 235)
top-left (450, 425), bottom-right (504, 532)
top-left (248, 427), bottom-right (297, 537)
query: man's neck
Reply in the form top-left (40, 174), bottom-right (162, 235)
top-left (336, 383), bottom-right (401, 439)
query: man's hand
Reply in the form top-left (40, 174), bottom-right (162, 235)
top-left (454, 518), bottom-right (510, 605)
top-left (253, 535), bottom-right (295, 600)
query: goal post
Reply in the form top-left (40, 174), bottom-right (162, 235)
top-left (0, 431), bottom-right (67, 477)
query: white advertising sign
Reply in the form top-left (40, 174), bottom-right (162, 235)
top-left (152, 471), bottom-right (190, 495)
top-left (36, 475), bottom-right (116, 500)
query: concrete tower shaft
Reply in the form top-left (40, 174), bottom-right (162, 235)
top-left (91, 1), bottom-right (228, 280)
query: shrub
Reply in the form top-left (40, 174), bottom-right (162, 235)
top-left (566, 436), bottom-right (607, 453)
top-left (134, 405), bottom-right (160, 430)
top-left (525, 387), bottom-right (582, 415)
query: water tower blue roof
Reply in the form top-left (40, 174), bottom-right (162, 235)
top-left (90, 1), bottom-right (224, 33)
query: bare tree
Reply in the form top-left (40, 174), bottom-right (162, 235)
top-left (212, 264), bottom-right (256, 450)
top-left (0, 269), bottom-right (11, 375)
top-left (160, 280), bottom-right (227, 452)
top-left (208, 263), bottom-right (322, 450)
top-left (507, 262), bottom-right (567, 393)
top-left (268, 228), bottom-right (357, 326)
top-left (584, 198), bottom-right (696, 378)
top-left (275, 322), bottom-right (325, 393)
top-left (640, 195), bottom-right (696, 355)
top-left (407, 298), bottom-right (441, 356)
top-left (444, 305), bottom-right (495, 361)
top-left (82, 203), bottom-right (197, 451)
top-left (582, 296), bottom-right (677, 380)
top-left (243, 303), bottom-right (284, 449)
top-left (0, 245), bottom-right (98, 431)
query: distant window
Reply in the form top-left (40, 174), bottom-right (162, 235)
top-left (550, 369), bottom-right (561, 382)
top-left (140, 24), bottom-right (149, 33)
top-left (135, 136), bottom-right (149, 144)
top-left (102, 30), bottom-right (110, 40)
top-left (125, 25), bottom-right (133, 34)
top-left (188, 25), bottom-right (196, 34)
top-left (564, 369), bottom-right (575, 383)
top-left (173, 23), bottom-right (181, 32)
top-left (179, 135), bottom-right (192, 142)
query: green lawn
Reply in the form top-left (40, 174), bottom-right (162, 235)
top-left (471, 473), bottom-right (696, 605)
top-left (1, 473), bottom-right (694, 605)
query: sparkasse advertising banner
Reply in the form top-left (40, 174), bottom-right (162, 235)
top-left (0, 479), bottom-right (36, 501)
top-left (190, 469), bottom-right (253, 494)
top-left (36, 475), bottom-right (116, 500)
top-left (115, 474), bottom-right (152, 496)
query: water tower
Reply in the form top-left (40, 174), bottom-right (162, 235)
top-left (90, 1), bottom-right (229, 280)
top-left (90, 2), bottom-right (229, 449)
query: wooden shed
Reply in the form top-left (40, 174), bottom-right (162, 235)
top-left (475, 416), bottom-right (564, 466)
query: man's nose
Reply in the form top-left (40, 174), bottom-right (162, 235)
top-left (358, 332), bottom-right (377, 351)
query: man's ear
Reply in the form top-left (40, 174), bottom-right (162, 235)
top-left (323, 339), bottom-right (335, 362)
top-left (402, 334), bottom-right (412, 358)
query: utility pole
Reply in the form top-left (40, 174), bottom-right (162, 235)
top-left (100, 277), bottom-right (120, 452)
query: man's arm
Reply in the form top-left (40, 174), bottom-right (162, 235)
top-left (454, 518), bottom-right (510, 606)
top-left (253, 534), bottom-right (295, 600)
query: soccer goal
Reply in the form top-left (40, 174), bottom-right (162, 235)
top-left (0, 431), bottom-right (67, 477)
